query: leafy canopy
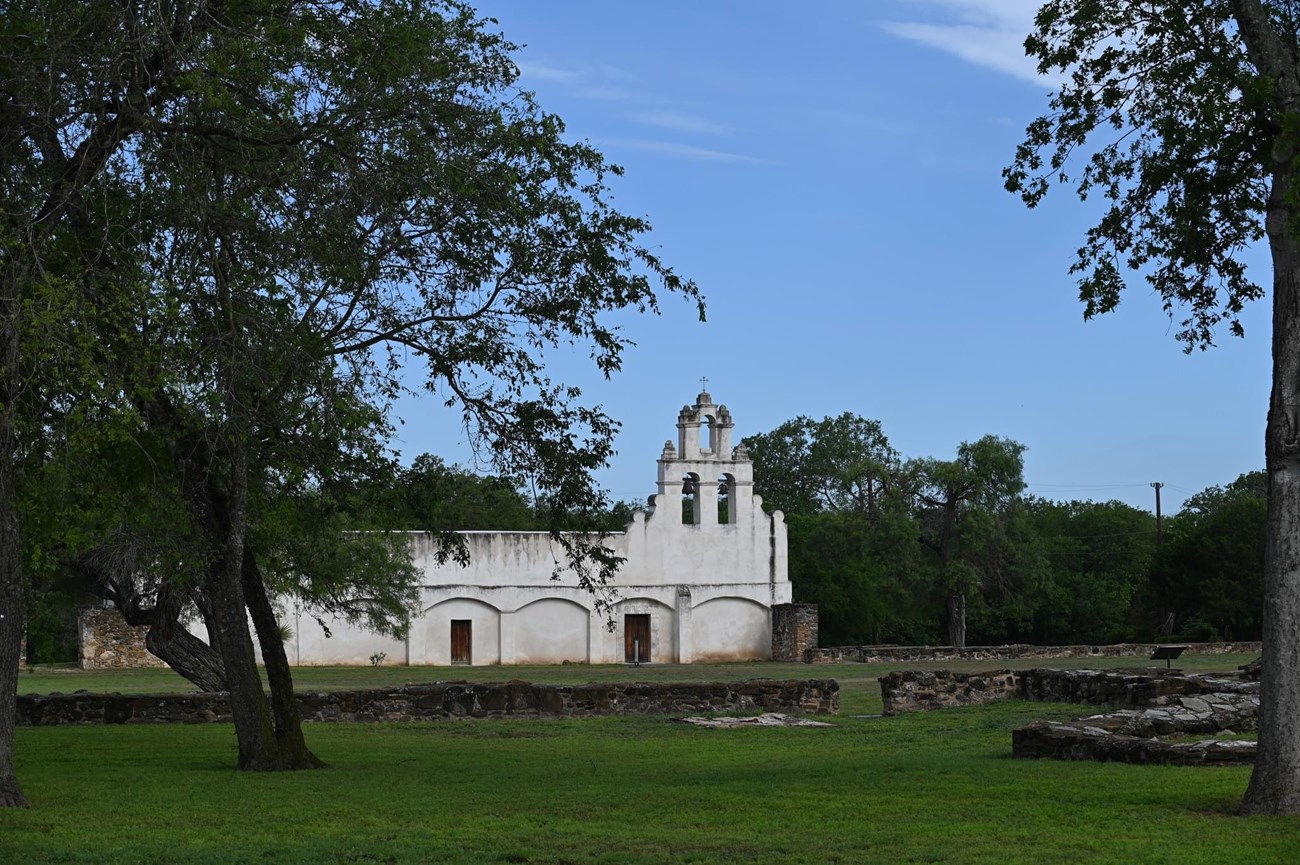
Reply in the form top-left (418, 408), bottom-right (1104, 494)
top-left (1005, 0), bottom-right (1275, 348)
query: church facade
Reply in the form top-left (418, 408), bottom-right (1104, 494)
top-left (282, 390), bottom-right (793, 666)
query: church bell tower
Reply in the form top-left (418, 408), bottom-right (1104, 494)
top-left (654, 386), bottom-right (755, 527)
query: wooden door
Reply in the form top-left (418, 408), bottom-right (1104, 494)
top-left (451, 619), bottom-right (472, 665)
top-left (624, 614), bottom-right (651, 663)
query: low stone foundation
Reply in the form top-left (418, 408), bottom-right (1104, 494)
top-left (812, 641), bottom-right (1260, 664)
top-left (878, 669), bottom-right (1020, 713)
top-left (1013, 691), bottom-right (1260, 765)
top-left (879, 668), bottom-right (1256, 715)
top-left (877, 667), bottom-right (1259, 766)
top-left (17, 678), bottom-right (839, 726)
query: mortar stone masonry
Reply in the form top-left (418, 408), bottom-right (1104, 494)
top-left (771, 604), bottom-right (819, 662)
top-left (78, 606), bottom-right (167, 670)
top-left (877, 666), bottom-right (1260, 766)
top-left (1012, 689), bottom-right (1260, 765)
top-left (812, 641), bottom-right (1260, 664)
top-left (878, 667), bottom-right (1257, 715)
top-left (16, 678), bottom-right (839, 726)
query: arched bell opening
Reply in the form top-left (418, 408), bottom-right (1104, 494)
top-left (682, 472), bottom-right (700, 524)
top-left (718, 473), bottom-right (736, 524)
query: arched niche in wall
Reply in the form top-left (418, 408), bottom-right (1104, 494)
top-left (718, 472), bottom-right (736, 524)
top-left (690, 596), bottom-right (771, 662)
top-left (513, 598), bottom-right (590, 664)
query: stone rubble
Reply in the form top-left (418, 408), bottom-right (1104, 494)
top-left (1010, 685), bottom-right (1260, 765)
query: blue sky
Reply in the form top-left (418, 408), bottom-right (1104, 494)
top-left (394, 0), bottom-right (1272, 514)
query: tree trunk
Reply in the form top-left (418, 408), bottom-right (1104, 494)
top-left (172, 445), bottom-right (282, 770)
top-left (242, 552), bottom-right (323, 769)
top-left (204, 551), bottom-right (280, 769)
top-left (145, 624), bottom-right (227, 694)
top-left (939, 502), bottom-right (966, 649)
top-left (946, 587), bottom-right (966, 649)
top-left (0, 441), bottom-right (28, 808)
top-left (111, 581), bottom-right (227, 693)
top-left (0, 269), bottom-right (29, 808)
top-left (213, 443), bottom-right (292, 771)
top-left (1244, 162), bottom-right (1300, 814)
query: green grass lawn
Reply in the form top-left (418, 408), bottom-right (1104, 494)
top-left (5, 653), bottom-right (1281, 864)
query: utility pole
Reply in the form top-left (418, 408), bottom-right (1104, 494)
top-left (1151, 482), bottom-right (1164, 544)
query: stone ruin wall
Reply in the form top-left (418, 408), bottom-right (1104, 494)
top-left (78, 607), bottom-right (166, 670)
top-left (771, 603), bottom-right (819, 662)
top-left (879, 667), bottom-right (1262, 766)
top-left (16, 678), bottom-right (840, 726)
top-left (877, 667), bottom-right (1258, 715)
top-left (809, 641), bottom-right (1260, 664)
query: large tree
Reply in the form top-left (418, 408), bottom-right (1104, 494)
top-left (744, 415), bottom-right (923, 644)
top-left (1, 0), bottom-right (699, 800)
top-left (910, 436), bottom-right (1033, 648)
top-left (0, 0), bottom-right (224, 809)
top-left (1008, 0), bottom-right (1300, 813)
top-left (743, 413), bottom-right (903, 517)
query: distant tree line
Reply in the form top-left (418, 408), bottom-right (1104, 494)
top-left (348, 437), bottom-right (1266, 650)
top-left (27, 423), bottom-right (1264, 659)
top-left (744, 414), bottom-right (1266, 648)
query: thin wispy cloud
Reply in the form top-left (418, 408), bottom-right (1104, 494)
top-left (514, 60), bottom-right (634, 100)
top-left (606, 139), bottom-right (764, 165)
top-left (511, 55), bottom-right (755, 165)
top-left (880, 0), bottom-right (1056, 86)
top-left (628, 110), bottom-right (730, 136)
top-left (514, 60), bottom-right (584, 84)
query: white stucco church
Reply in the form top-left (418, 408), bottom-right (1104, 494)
top-left (283, 389), bottom-right (793, 666)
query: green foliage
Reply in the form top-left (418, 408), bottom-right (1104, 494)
top-left (2, 0), bottom-right (701, 772)
top-left (1023, 498), bottom-right (1157, 644)
top-left (911, 435), bottom-right (1039, 646)
top-left (749, 415), bottom-right (1267, 647)
top-left (377, 455), bottom-right (540, 532)
top-left (11, 0), bottom-right (701, 626)
top-left (1006, 0), bottom-right (1268, 349)
top-left (20, 589), bottom-right (78, 665)
top-left (745, 414), bottom-right (931, 644)
top-left (1007, 3), bottom-right (1300, 811)
top-left (748, 416), bottom-right (1044, 646)
top-left (787, 512), bottom-right (932, 645)
top-left (743, 413), bottom-right (900, 516)
top-left (1150, 472), bottom-right (1266, 640)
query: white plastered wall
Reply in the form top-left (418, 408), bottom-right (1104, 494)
top-left (207, 392), bottom-right (792, 666)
